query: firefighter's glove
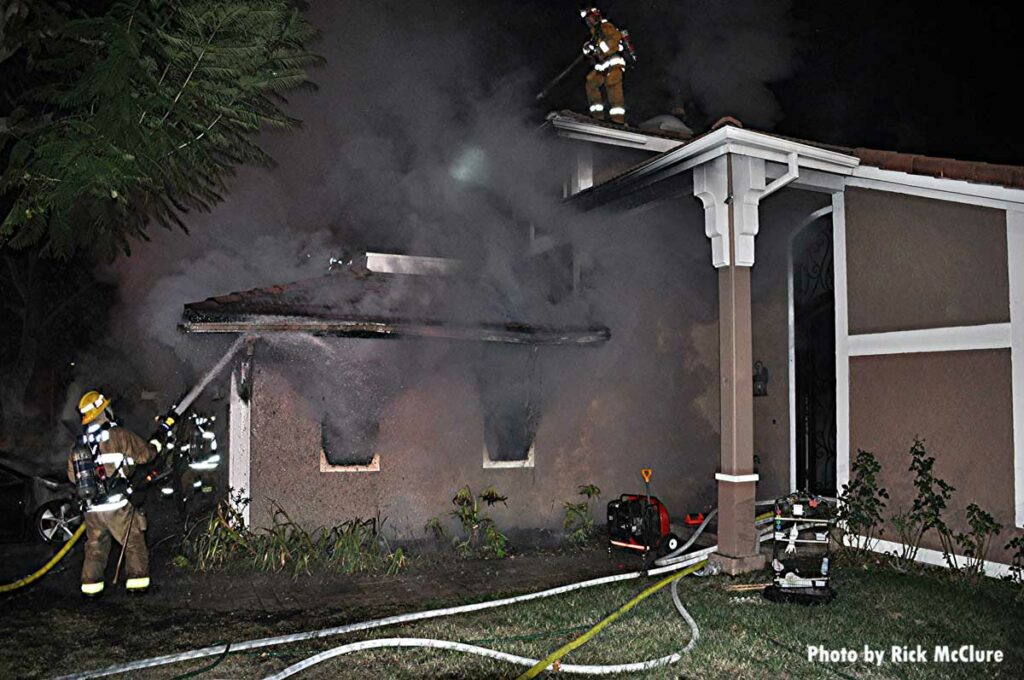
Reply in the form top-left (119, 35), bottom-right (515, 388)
top-left (148, 438), bottom-right (163, 453)
top-left (582, 41), bottom-right (597, 56)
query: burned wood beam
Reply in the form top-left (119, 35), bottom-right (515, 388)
top-left (179, 314), bottom-right (610, 346)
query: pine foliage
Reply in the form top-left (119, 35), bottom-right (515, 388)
top-left (1, 1), bottom-right (322, 259)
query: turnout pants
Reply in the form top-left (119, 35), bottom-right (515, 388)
top-left (585, 65), bottom-right (625, 123)
top-left (81, 504), bottom-right (149, 595)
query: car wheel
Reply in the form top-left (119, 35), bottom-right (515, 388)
top-left (36, 499), bottom-right (83, 545)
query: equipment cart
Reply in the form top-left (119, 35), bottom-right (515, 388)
top-left (763, 492), bottom-right (836, 604)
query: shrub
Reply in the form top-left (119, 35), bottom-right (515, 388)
top-left (563, 484), bottom-right (602, 547)
top-left (836, 449), bottom-right (888, 552)
top-left (182, 489), bottom-right (406, 577)
top-left (950, 503), bottom-right (1003, 580)
top-left (1006, 535), bottom-right (1024, 591)
top-left (890, 437), bottom-right (955, 568)
top-left (427, 485), bottom-right (510, 559)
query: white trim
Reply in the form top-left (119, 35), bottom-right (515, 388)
top-left (693, 155), bottom-right (730, 267)
top-left (1008, 210), bottom-right (1024, 527)
top-left (228, 370), bottom-right (251, 525)
top-left (714, 472), bottom-right (759, 483)
top-left (483, 444), bottom-right (535, 469)
top-left (832, 193), bottom-right (851, 497)
top-left (849, 166), bottom-right (1024, 210)
top-left (843, 535), bottom-right (1014, 579)
top-left (365, 253), bottom-right (460, 276)
top-left (548, 115), bottom-right (683, 153)
top-left (848, 323), bottom-right (1011, 356)
top-left (319, 450), bottom-right (381, 473)
top-left (788, 205), bottom-right (835, 493)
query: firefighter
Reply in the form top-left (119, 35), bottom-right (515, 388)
top-left (67, 390), bottom-right (158, 597)
top-left (581, 6), bottom-right (627, 124)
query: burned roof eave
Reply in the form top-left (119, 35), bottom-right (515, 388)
top-left (179, 313), bottom-right (611, 347)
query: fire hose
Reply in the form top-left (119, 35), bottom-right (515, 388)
top-left (58, 503), bottom-right (796, 680)
top-left (0, 523), bottom-right (87, 593)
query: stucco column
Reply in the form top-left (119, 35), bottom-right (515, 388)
top-left (694, 153), bottom-right (765, 574)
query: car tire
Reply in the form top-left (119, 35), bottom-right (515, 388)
top-left (36, 499), bottom-right (83, 545)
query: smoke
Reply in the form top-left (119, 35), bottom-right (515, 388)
top-left (65, 1), bottom-right (766, 523)
top-left (659, 0), bottom-right (798, 129)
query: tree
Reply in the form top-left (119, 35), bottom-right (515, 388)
top-left (0, 1), bottom-right (321, 447)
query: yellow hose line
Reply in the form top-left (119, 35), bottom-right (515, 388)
top-left (515, 559), bottom-right (708, 680)
top-left (0, 523), bottom-right (86, 593)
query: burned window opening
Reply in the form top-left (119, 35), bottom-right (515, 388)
top-left (479, 346), bottom-right (542, 463)
top-left (321, 418), bottom-right (379, 467)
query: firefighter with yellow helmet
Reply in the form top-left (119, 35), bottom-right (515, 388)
top-left (67, 390), bottom-right (158, 597)
top-left (581, 6), bottom-right (630, 124)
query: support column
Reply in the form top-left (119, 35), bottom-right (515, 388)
top-left (695, 153), bottom-right (766, 574)
top-left (714, 261), bottom-right (763, 571)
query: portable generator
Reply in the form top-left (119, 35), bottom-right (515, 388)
top-left (607, 493), bottom-right (680, 556)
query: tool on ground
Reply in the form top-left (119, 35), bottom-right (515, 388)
top-left (607, 468), bottom-right (680, 557)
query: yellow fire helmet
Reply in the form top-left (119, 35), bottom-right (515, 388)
top-left (78, 390), bottom-right (110, 425)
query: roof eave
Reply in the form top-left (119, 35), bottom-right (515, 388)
top-left (569, 125), bottom-right (862, 211)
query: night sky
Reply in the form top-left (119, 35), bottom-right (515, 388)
top-left (487, 1), bottom-right (1024, 167)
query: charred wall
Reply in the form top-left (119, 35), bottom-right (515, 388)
top-left (246, 196), bottom-right (723, 538)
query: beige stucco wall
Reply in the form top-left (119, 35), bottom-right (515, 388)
top-left (849, 350), bottom-right (1016, 561)
top-left (845, 187), bottom-right (1009, 334)
top-left (845, 187), bottom-right (1018, 563)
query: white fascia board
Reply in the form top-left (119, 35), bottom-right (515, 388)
top-left (848, 323), bottom-right (1012, 356)
top-left (365, 252), bottom-right (461, 276)
top-left (549, 116), bottom-right (684, 153)
top-left (849, 165), bottom-right (1024, 210)
top-left (1008, 210), bottom-right (1024, 527)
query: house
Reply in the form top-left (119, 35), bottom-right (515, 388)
top-left (182, 111), bottom-right (1024, 575)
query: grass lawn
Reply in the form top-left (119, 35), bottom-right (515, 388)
top-left (148, 554), bottom-right (1023, 679)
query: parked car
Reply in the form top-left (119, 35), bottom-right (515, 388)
top-left (0, 457), bottom-right (82, 545)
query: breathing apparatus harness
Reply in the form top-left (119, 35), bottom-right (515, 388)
top-left (71, 419), bottom-right (133, 513)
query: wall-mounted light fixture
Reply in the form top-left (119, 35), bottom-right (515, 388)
top-left (753, 360), bottom-right (769, 397)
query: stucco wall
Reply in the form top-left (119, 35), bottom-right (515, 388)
top-left (844, 187), bottom-right (1018, 563)
top-left (849, 350), bottom-right (1016, 561)
top-left (845, 187), bottom-right (1009, 334)
top-left (247, 198), bottom-right (724, 539)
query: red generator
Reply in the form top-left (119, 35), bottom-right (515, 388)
top-left (607, 494), bottom-right (680, 555)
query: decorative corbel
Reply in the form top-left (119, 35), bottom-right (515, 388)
top-left (693, 155), bottom-right (730, 268)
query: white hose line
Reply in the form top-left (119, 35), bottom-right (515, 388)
top-left (57, 551), bottom-right (713, 680)
top-left (656, 499), bottom-right (777, 566)
top-left (264, 567), bottom-right (704, 679)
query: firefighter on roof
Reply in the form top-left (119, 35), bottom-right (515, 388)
top-left (67, 390), bottom-right (158, 597)
top-left (581, 6), bottom-right (628, 124)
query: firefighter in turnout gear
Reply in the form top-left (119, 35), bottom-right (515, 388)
top-left (67, 391), bottom-right (158, 597)
top-left (581, 6), bottom-right (628, 124)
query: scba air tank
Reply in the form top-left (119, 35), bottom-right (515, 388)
top-left (71, 443), bottom-right (98, 501)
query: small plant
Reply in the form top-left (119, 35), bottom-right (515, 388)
top-left (836, 450), bottom-right (888, 552)
top-left (443, 485), bottom-right (510, 559)
top-left (563, 484), bottom-right (602, 547)
top-left (181, 489), bottom-right (406, 577)
top-left (1005, 535), bottom-right (1024, 590)
top-left (889, 437), bottom-right (955, 568)
top-left (424, 516), bottom-right (448, 542)
top-left (950, 504), bottom-right (1002, 580)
